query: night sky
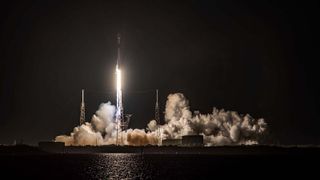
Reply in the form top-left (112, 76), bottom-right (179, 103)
top-left (1, 0), bottom-right (319, 145)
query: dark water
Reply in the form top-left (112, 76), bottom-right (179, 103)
top-left (0, 153), bottom-right (318, 179)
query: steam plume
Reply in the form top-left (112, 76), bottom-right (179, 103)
top-left (158, 93), bottom-right (267, 145)
top-left (55, 93), bottom-right (267, 146)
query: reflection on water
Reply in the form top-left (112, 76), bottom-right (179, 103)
top-left (84, 154), bottom-right (151, 180)
top-left (2, 152), bottom-right (310, 179)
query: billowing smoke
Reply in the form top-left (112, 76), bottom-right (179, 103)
top-left (55, 102), bottom-right (158, 146)
top-left (158, 93), bottom-right (267, 146)
top-left (55, 93), bottom-right (267, 146)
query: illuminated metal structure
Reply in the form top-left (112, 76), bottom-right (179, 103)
top-left (182, 135), bottom-right (204, 147)
top-left (120, 114), bottom-right (132, 144)
top-left (80, 89), bottom-right (85, 125)
top-left (155, 89), bottom-right (161, 144)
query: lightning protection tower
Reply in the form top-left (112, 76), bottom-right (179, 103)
top-left (80, 89), bottom-right (85, 125)
top-left (155, 89), bottom-right (161, 144)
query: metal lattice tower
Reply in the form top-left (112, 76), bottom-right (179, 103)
top-left (155, 89), bottom-right (161, 144)
top-left (119, 114), bottom-right (132, 145)
top-left (80, 89), bottom-right (85, 125)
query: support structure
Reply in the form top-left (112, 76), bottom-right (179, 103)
top-left (155, 89), bottom-right (161, 145)
top-left (80, 89), bottom-right (85, 125)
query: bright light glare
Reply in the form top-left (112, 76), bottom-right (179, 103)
top-left (116, 66), bottom-right (121, 91)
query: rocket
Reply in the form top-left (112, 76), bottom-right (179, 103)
top-left (117, 33), bottom-right (121, 68)
top-left (116, 33), bottom-right (122, 95)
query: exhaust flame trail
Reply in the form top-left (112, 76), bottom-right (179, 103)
top-left (115, 34), bottom-right (124, 145)
top-left (115, 64), bottom-right (122, 120)
top-left (115, 64), bottom-right (123, 143)
top-left (116, 65), bottom-right (121, 92)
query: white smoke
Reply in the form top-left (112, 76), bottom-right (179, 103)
top-left (147, 120), bottom-right (158, 131)
top-left (155, 93), bottom-right (267, 146)
top-left (55, 101), bottom-right (158, 146)
top-left (55, 123), bottom-right (104, 146)
top-left (55, 93), bottom-right (267, 146)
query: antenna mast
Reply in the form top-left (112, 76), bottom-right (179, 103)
top-left (155, 89), bottom-right (161, 145)
top-left (80, 89), bottom-right (85, 125)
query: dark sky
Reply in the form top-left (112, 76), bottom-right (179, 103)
top-left (1, 0), bottom-right (319, 145)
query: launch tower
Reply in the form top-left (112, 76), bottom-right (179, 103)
top-left (80, 89), bottom-right (85, 125)
top-left (155, 89), bottom-right (161, 144)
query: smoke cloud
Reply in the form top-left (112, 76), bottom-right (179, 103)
top-left (55, 93), bottom-right (267, 146)
top-left (55, 101), bottom-right (158, 146)
top-left (159, 93), bottom-right (267, 145)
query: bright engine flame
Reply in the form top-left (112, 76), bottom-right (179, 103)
top-left (116, 65), bottom-right (121, 91)
top-left (115, 64), bottom-right (123, 124)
